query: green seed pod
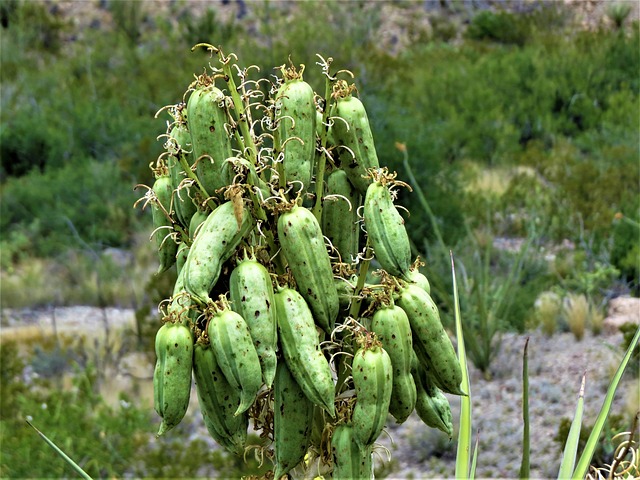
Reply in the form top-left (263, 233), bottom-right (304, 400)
top-left (277, 205), bottom-right (339, 333)
top-left (275, 67), bottom-right (316, 192)
top-left (273, 360), bottom-right (314, 480)
top-left (408, 267), bottom-right (431, 295)
top-left (167, 123), bottom-right (197, 228)
top-left (176, 242), bottom-right (189, 274)
top-left (186, 83), bottom-right (233, 197)
top-left (207, 306), bottom-right (263, 416)
top-left (330, 82), bottom-right (380, 194)
top-left (370, 303), bottom-right (417, 424)
top-left (412, 355), bottom-right (453, 438)
top-left (274, 287), bottom-right (336, 417)
top-left (183, 201), bottom-right (253, 304)
top-left (192, 340), bottom-right (248, 454)
top-left (154, 322), bottom-right (194, 436)
top-left (351, 342), bottom-right (393, 447)
top-left (229, 254), bottom-right (278, 388)
top-left (363, 180), bottom-right (412, 281)
top-left (152, 175), bottom-right (178, 274)
top-left (322, 169), bottom-right (361, 264)
top-left (188, 208), bottom-right (208, 241)
top-left (397, 284), bottom-right (464, 396)
top-left (331, 424), bottom-right (373, 480)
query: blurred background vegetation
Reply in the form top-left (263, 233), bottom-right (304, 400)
top-left (1, 0), bottom-right (638, 477)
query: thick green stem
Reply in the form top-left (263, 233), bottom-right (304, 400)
top-left (311, 75), bottom-right (334, 223)
top-left (348, 242), bottom-right (372, 319)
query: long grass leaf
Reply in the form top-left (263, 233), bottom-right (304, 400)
top-left (470, 433), bottom-right (479, 480)
top-left (519, 337), bottom-right (530, 479)
top-left (26, 419), bottom-right (93, 480)
top-left (558, 373), bottom-right (586, 479)
top-left (572, 325), bottom-right (640, 479)
top-left (452, 251), bottom-right (472, 479)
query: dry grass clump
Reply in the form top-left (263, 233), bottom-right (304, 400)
top-left (533, 291), bottom-right (563, 337)
top-left (562, 293), bottom-right (606, 340)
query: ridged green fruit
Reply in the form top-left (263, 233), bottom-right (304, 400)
top-left (408, 268), bottom-right (431, 295)
top-left (370, 304), bottom-right (417, 423)
top-left (192, 340), bottom-right (248, 454)
top-left (277, 205), bottom-right (339, 333)
top-left (183, 201), bottom-right (253, 304)
top-left (322, 169), bottom-right (361, 263)
top-left (167, 123), bottom-right (197, 228)
top-left (207, 307), bottom-right (262, 416)
top-left (412, 356), bottom-right (453, 438)
top-left (397, 284), bottom-right (464, 396)
top-left (274, 287), bottom-right (336, 416)
top-left (188, 208), bottom-right (208, 240)
top-left (331, 424), bottom-right (373, 480)
top-left (154, 322), bottom-right (193, 436)
top-left (363, 180), bottom-right (411, 281)
top-left (152, 175), bottom-right (178, 274)
top-left (229, 255), bottom-right (278, 388)
top-left (351, 343), bottom-right (393, 447)
top-left (186, 84), bottom-right (233, 197)
top-left (273, 361), bottom-right (314, 480)
top-left (330, 88), bottom-right (380, 194)
top-left (276, 74), bottom-right (316, 192)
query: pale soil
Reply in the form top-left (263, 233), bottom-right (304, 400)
top-left (2, 300), bottom-right (637, 479)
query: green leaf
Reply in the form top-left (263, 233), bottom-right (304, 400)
top-left (26, 419), bottom-right (93, 480)
top-left (519, 337), bottom-right (531, 479)
top-left (453, 251), bottom-right (473, 479)
top-left (572, 325), bottom-right (640, 479)
top-left (557, 373), bottom-right (586, 479)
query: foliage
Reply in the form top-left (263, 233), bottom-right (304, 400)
top-left (619, 322), bottom-right (640, 377)
top-left (554, 414), bottom-right (634, 472)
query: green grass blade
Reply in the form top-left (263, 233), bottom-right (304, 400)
top-left (470, 433), bottom-right (479, 480)
top-left (26, 419), bottom-right (93, 480)
top-left (452, 251), bottom-right (473, 479)
top-left (557, 373), bottom-right (586, 479)
top-left (519, 337), bottom-right (530, 479)
top-left (572, 324), bottom-right (640, 479)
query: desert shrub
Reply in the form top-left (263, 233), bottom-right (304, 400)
top-left (465, 9), bottom-right (532, 45)
top-left (0, 159), bottom-right (139, 258)
top-left (532, 291), bottom-right (563, 336)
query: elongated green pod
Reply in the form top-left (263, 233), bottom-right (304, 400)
top-left (408, 267), bottom-right (431, 295)
top-left (274, 287), bottom-right (336, 416)
top-left (167, 123), bottom-right (197, 228)
top-left (152, 175), bottom-right (178, 274)
top-left (330, 82), bottom-right (380, 194)
top-left (277, 205), bottom-right (338, 333)
top-left (207, 307), bottom-right (262, 416)
top-left (276, 69), bottom-right (316, 192)
top-left (322, 169), bottom-right (361, 263)
top-left (363, 180), bottom-right (411, 281)
top-left (331, 424), bottom-right (373, 480)
top-left (183, 201), bottom-right (253, 304)
top-left (186, 83), bottom-right (233, 197)
top-left (351, 342), bottom-right (393, 447)
top-left (193, 340), bottom-right (248, 454)
top-left (154, 322), bottom-right (193, 436)
top-left (175, 242), bottom-right (189, 275)
top-left (412, 356), bottom-right (454, 438)
top-left (229, 254), bottom-right (278, 388)
top-left (273, 360), bottom-right (314, 480)
top-left (188, 208), bottom-right (208, 240)
top-left (370, 303), bottom-right (417, 424)
top-left (397, 284), bottom-right (464, 396)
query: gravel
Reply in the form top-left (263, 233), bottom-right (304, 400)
top-left (2, 305), bottom-right (637, 479)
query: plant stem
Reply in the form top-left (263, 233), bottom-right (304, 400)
top-left (519, 337), bottom-right (530, 479)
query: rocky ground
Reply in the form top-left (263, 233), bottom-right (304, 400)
top-left (2, 296), bottom-right (637, 479)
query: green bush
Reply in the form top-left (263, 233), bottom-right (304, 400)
top-left (0, 159), bottom-right (140, 259)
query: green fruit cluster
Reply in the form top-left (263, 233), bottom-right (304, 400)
top-left (137, 45), bottom-right (464, 479)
